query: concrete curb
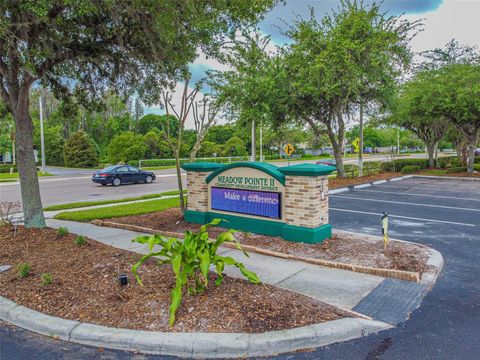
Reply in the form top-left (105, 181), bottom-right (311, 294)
top-left (329, 187), bottom-right (349, 194)
top-left (0, 297), bottom-right (392, 358)
top-left (329, 174), bottom-right (416, 195)
top-left (92, 220), bottom-right (442, 283)
top-left (413, 175), bottom-right (480, 181)
top-left (334, 229), bottom-right (444, 287)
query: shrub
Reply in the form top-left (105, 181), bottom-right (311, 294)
top-left (57, 227), bottom-right (68, 236)
top-left (381, 159), bottom-right (429, 172)
top-left (401, 165), bottom-right (420, 174)
top-left (74, 235), bottom-right (87, 246)
top-left (343, 164), bottom-right (358, 178)
top-left (437, 156), bottom-right (461, 168)
top-left (474, 157), bottom-right (480, 164)
top-left (0, 164), bottom-right (17, 173)
top-left (474, 164), bottom-right (480, 171)
top-left (63, 131), bottom-right (98, 168)
top-left (446, 166), bottom-right (467, 173)
top-left (363, 161), bottom-right (381, 175)
top-left (17, 263), bottom-right (32, 278)
top-left (40, 273), bottom-right (53, 286)
top-left (131, 219), bottom-right (260, 326)
top-left (302, 154), bottom-right (313, 159)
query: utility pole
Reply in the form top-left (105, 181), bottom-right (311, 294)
top-left (39, 96), bottom-right (46, 174)
top-left (259, 122), bottom-right (263, 162)
top-left (397, 127), bottom-right (400, 155)
top-left (251, 119), bottom-right (256, 161)
top-left (358, 103), bottom-right (364, 177)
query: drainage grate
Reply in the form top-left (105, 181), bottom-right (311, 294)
top-left (353, 278), bottom-right (428, 325)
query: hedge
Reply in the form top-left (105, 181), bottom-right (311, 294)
top-left (0, 164), bottom-right (17, 173)
top-left (380, 158), bottom-right (429, 172)
top-left (401, 165), bottom-right (420, 174)
top-left (475, 157), bottom-right (480, 164)
top-left (130, 155), bottom-right (281, 168)
top-left (344, 164), bottom-right (359, 178)
top-left (437, 156), bottom-right (460, 168)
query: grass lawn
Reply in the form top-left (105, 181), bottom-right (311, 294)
top-left (0, 172), bottom-right (52, 180)
top-left (139, 165), bottom-right (176, 170)
top-left (53, 197), bottom-right (181, 222)
top-left (420, 169), bottom-right (448, 175)
top-left (43, 190), bottom-right (183, 211)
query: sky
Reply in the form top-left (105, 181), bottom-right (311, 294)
top-left (144, 0), bottom-right (480, 127)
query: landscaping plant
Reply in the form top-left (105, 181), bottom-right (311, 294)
top-left (17, 263), bottom-right (32, 278)
top-left (74, 235), bottom-right (87, 247)
top-left (131, 219), bottom-right (260, 326)
top-left (57, 227), bottom-right (69, 236)
top-left (0, 201), bottom-right (20, 226)
top-left (40, 273), bottom-right (53, 286)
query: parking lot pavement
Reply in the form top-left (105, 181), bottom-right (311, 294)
top-left (290, 177), bottom-right (480, 360)
top-left (2, 177), bottom-right (480, 360)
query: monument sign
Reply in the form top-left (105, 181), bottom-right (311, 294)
top-left (181, 162), bottom-right (336, 243)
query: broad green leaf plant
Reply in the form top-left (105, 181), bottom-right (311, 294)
top-left (131, 219), bottom-right (260, 326)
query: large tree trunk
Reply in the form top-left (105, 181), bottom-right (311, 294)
top-left (426, 142), bottom-right (435, 168)
top-left (331, 139), bottom-right (345, 178)
top-left (174, 148), bottom-right (186, 213)
top-left (14, 89), bottom-right (46, 228)
top-left (466, 137), bottom-right (477, 173)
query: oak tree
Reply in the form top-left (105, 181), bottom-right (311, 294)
top-left (0, 0), bottom-right (277, 227)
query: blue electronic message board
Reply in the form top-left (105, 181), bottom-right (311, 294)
top-left (211, 187), bottom-right (281, 219)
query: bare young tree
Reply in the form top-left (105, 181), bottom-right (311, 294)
top-left (161, 79), bottom-right (198, 213)
top-left (190, 97), bottom-right (219, 161)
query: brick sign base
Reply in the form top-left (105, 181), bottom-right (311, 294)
top-left (181, 162), bottom-right (336, 243)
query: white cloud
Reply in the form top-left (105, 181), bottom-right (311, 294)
top-left (404, 0), bottom-right (480, 57)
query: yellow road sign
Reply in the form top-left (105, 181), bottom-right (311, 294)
top-left (352, 138), bottom-right (360, 153)
top-left (284, 143), bottom-right (295, 156)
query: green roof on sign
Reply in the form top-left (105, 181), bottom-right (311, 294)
top-left (278, 163), bottom-right (336, 176)
top-left (181, 162), bottom-right (224, 172)
top-left (205, 162), bottom-right (286, 185)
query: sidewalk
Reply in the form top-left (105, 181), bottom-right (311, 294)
top-left (46, 219), bottom-right (384, 310)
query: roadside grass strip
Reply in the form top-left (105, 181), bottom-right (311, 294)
top-left (44, 190), bottom-right (184, 211)
top-left (53, 197), bottom-right (181, 222)
top-left (0, 172), bottom-right (52, 180)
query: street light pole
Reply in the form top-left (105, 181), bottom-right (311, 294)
top-left (39, 96), bottom-right (46, 174)
top-left (397, 127), bottom-right (400, 155)
top-left (251, 119), bottom-right (256, 161)
top-left (259, 122), bottom-right (263, 162)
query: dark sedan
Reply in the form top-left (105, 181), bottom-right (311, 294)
top-left (315, 158), bottom-right (337, 167)
top-left (92, 165), bottom-right (156, 186)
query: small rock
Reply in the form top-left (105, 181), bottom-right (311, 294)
top-left (0, 265), bottom-right (11, 273)
top-left (188, 307), bottom-right (194, 313)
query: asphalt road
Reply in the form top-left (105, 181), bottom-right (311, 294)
top-left (0, 168), bottom-right (183, 207)
top-left (3, 174), bottom-right (477, 359)
top-left (1, 153), bottom-right (434, 207)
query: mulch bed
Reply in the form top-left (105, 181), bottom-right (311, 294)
top-left (108, 208), bottom-right (428, 274)
top-left (0, 225), bottom-right (352, 333)
top-left (417, 169), bottom-right (480, 178)
top-left (329, 172), bottom-right (402, 189)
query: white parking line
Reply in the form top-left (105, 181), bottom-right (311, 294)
top-left (330, 208), bottom-right (476, 227)
top-left (355, 189), bottom-right (480, 202)
top-left (376, 183), bottom-right (476, 194)
top-left (330, 195), bottom-right (480, 212)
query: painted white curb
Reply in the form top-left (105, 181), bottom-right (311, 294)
top-left (353, 183), bottom-right (371, 189)
top-left (372, 180), bottom-right (387, 185)
top-left (389, 177), bottom-right (404, 182)
top-left (0, 295), bottom-right (392, 358)
top-left (329, 187), bottom-right (349, 194)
